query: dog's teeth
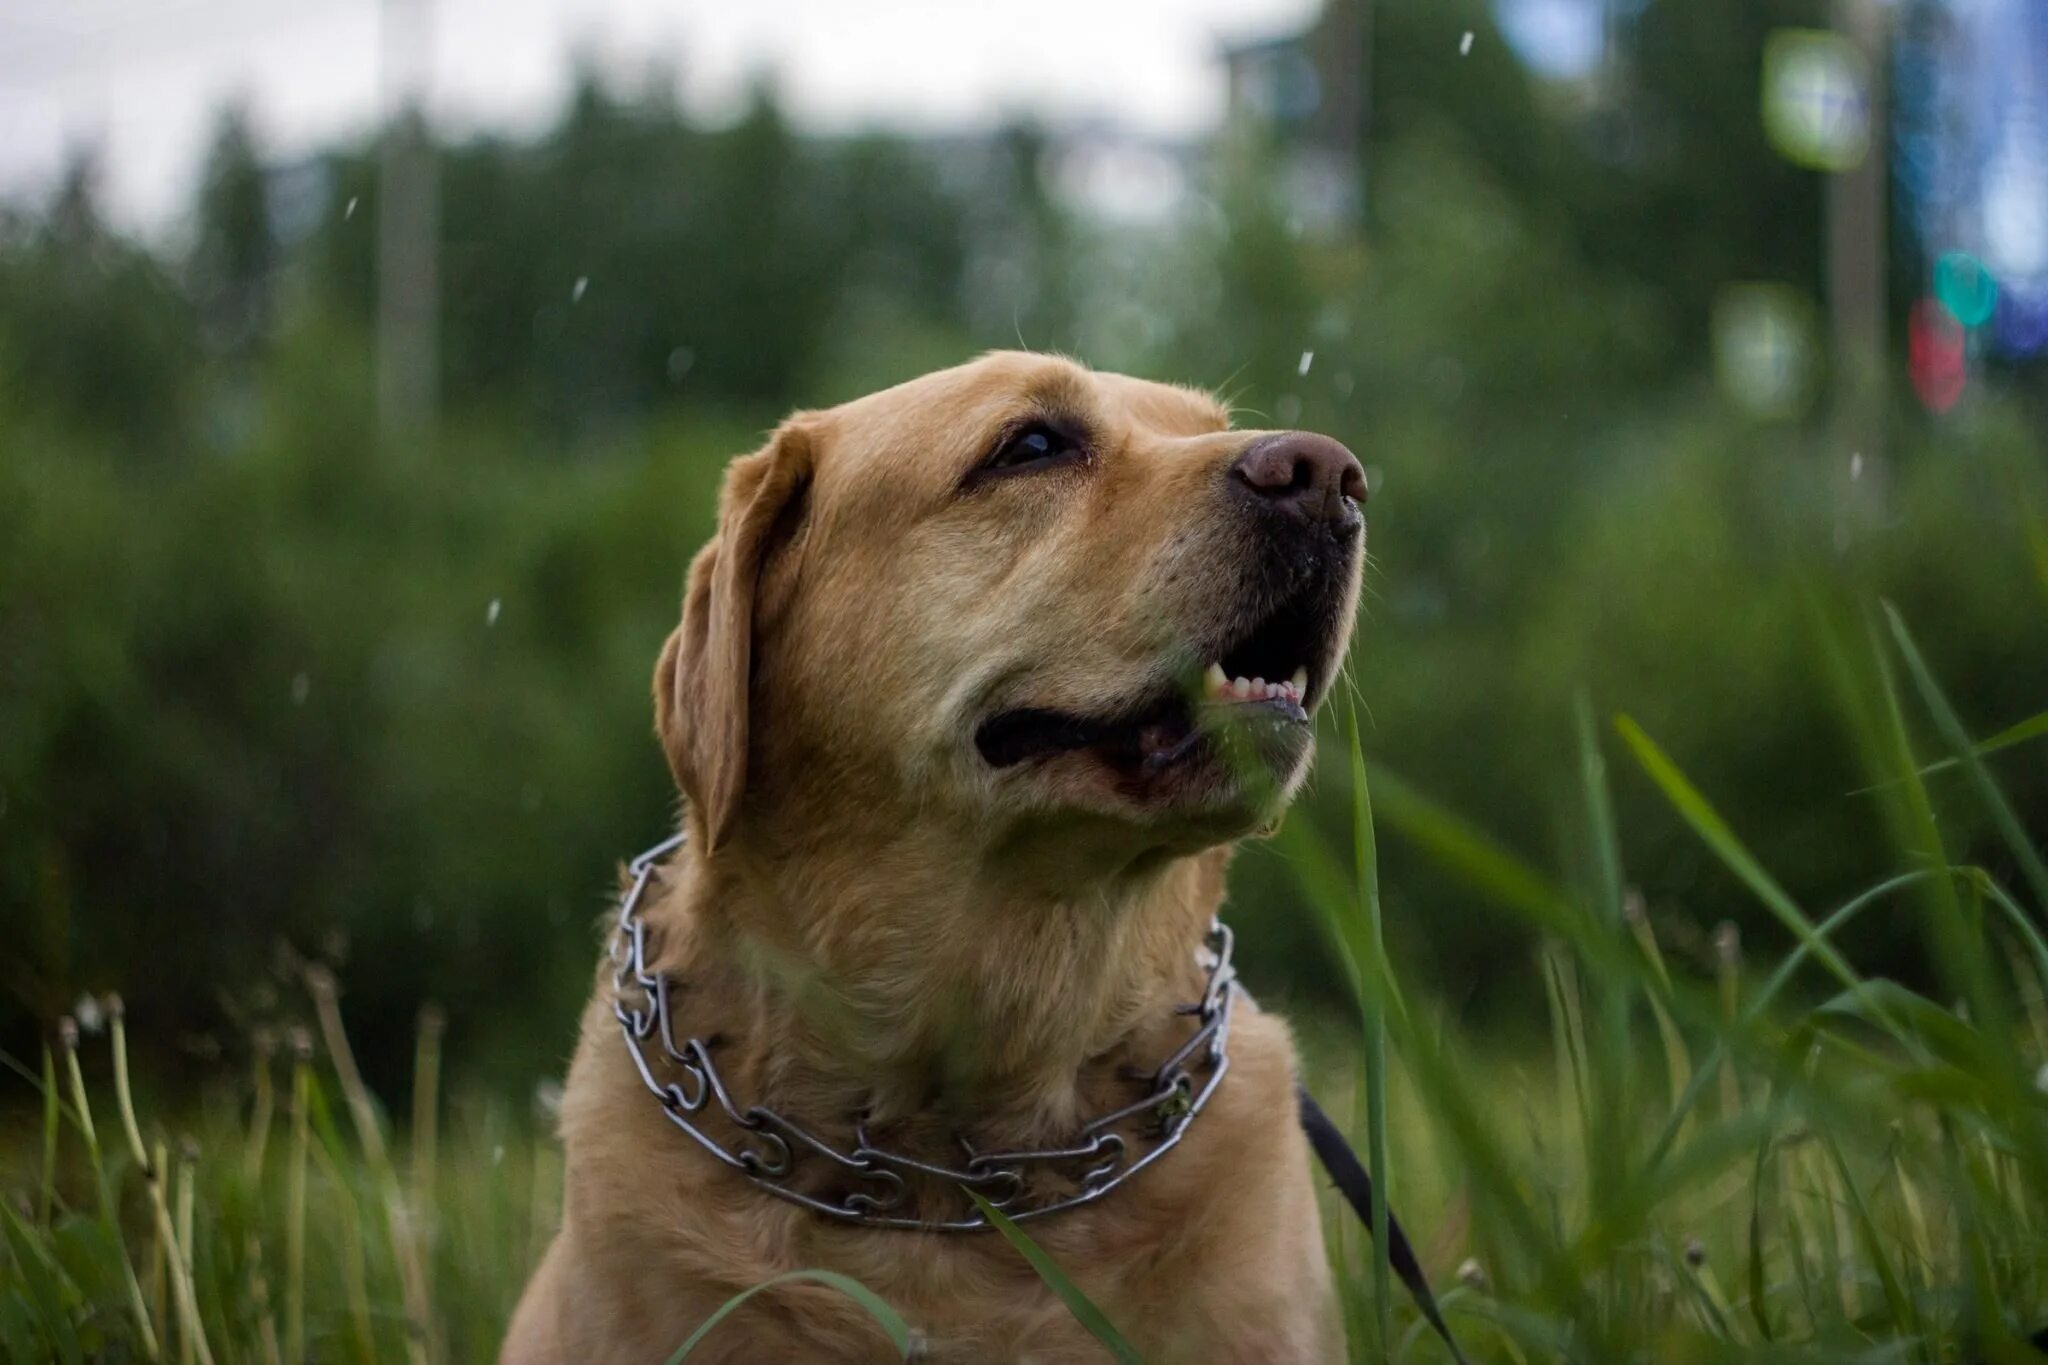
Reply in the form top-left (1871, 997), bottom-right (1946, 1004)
top-left (1288, 667), bottom-right (1308, 698)
top-left (1232, 676), bottom-right (1252, 699)
top-left (1250, 677), bottom-right (1266, 694)
top-left (1203, 662), bottom-right (1228, 699)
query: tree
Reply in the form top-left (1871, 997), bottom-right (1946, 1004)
top-left (190, 102), bottom-right (278, 360)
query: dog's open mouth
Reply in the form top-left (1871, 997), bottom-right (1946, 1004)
top-left (974, 586), bottom-right (1332, 780)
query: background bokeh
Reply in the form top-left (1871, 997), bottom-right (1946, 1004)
top-left (3, 0), bottom-right (2045, 1103)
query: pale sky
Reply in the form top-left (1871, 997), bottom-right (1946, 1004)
top-left (0, 0), bottom-right (1317, 235)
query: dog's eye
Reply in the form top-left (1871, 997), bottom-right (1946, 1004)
top-left (982, 422), bottom-right (1083, 475)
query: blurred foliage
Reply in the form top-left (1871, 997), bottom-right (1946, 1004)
top-left (2, 0), bottom-right (2045, 1098)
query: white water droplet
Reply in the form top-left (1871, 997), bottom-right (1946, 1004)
top-left (571, 276), bottom-right (589, 303)
top-left (486, 599), bottom-right (502, 626)
top-left (291, 673), bottom-right (310, 705)
top-left (1460, 31), bottom-right (1474, 55)
top-left (1298, 350), bottom-right (1314, 376)
top-left (1849, 452), bottom-right (1864, 480)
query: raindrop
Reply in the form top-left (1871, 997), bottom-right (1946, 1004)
top-left (572, 276), bottom-right (589, 303)
top-left (1460, 31), bottom-right (1475, 56)
top-left (666, 346), bottom-right (695, 383)
top-left (1297, 350), bottom-right (1314, 377)
top-left (291, 672), bottom-right (310, 706)
top-left (345, 196), bottom-right (358, 220)
top-left (486, 599), bottom-right (502, 627)
top-left (1275, 394), bottom-right (1303, 425)
top-left (1849, 452), bottom-right (1864, 480)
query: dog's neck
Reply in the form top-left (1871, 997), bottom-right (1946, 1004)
top-left (641, 807), bottom-right (1228, 1146)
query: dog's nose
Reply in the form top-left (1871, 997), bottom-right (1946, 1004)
top-left (1229, 432), bottom-right (1367, 530)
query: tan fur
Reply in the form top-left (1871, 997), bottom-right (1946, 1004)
top-left (504, 353), bottom-right (1362, 1364)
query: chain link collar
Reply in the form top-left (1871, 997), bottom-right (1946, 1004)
top-left (609, 833), bottom-right (1237, 1231)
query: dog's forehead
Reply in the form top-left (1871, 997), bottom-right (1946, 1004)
top-left (815, 353), bottom-right (1229, 480)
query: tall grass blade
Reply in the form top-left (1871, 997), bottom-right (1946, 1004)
top-left (175, 1144), bottom-right (196, 1365)
top-left (411, 1004), bottom-right (446, 1365)
top-left (0, 1290), bottom-right (40, 1364)
top-left (1538, 946), bottom-right (1592, 1161)
top-left (57, 1023), bottom-right (158, 1359)
top-left (2025, 497), bottom-right (2048, 604)
top-left (1626, 900), bottom-right (1696, 1123)
top-left (1746, 1126), bottom-right (1774, 1343)
top-left (1849, 614), bottom-right (2048, 1178)
top-left (1614, 716), bottom-right (1886, 1023)
top-left (1854, 707), bottom-right (2048, 791)
top-left (308, 1135), bottom-right (379, 1361)
top-left (1574, 694), bottom-right (1632, 1238)
top-left (306, 967), bottom-right (432, 1365)
top-left (1970, 871), bottom-right (2048, 996)
top-left (39, 1046), bottom-right (58, 1228)
top-left (1816, 1131), bottom-right (1917, 1343)
top-left (664, 1268), bottom-right (912, 1363)
top-left (286, 1041), bottom-right (309, 1365)
top-left (2, 1201), bottom-right (84, 1365)
top-left (1639, 869), bottom-right (1946, 1173)
top-left (1884, 604), bottom-right (2048, 915)
top-left (244, 1034), bottom-right (275, 1186)
top-left (963, 1189), bottom-right (1144, 1364)
top-left (1816, 604), bottom-right (2005, 1085)
top-left (111, 1004), bottom-right (215, 1365)
top-left (1344, 694), bottom-right (1394, 1359)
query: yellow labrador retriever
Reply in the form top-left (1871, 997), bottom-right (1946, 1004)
top-left (503, 351), bottom-right (1366, 1364)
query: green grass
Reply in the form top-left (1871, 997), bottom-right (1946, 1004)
top-left (7, 602), bottom-right (2048, 1362)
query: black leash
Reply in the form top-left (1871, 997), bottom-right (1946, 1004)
top-left (1298, 1087), bottom-right (1469, 1364)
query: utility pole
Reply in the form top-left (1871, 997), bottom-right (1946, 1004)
top-left (376, 0), bottom-right (438, 446)
top-left (1828, 0), bottom-right (1889, 469)
top-left (1321, 0), bottom-right (1366, 232)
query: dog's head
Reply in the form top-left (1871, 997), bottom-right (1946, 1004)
top-left (655, 352), bottom-right (1365, 869)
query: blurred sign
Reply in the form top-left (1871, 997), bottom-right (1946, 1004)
top-left (1909, 298), bottom-right (1967, 413)
top-left (1934, 251), bottom-right (1999, 328)
top-left (1713, 284), bottom-right (1816, 418)
top-left (1763, 29), bottom-right (1871, 172)
top-left (1994, 281), bottom-right (2048, 358)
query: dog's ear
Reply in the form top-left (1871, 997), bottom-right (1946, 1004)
top-left (654, 420), bottom-right (815, 851)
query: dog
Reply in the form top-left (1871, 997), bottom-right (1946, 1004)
top-left (502, 351), bottom-right (1367, 1364)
